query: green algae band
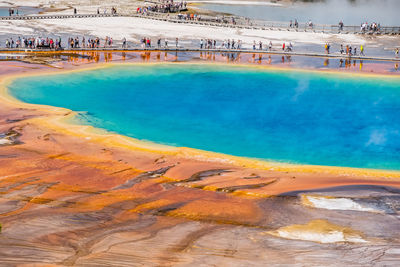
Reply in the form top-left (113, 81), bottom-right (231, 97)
top-left (8, 64), bottom-right (400, 170)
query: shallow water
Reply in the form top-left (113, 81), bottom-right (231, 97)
top-left (202, 0), bottom-right (399, 25)
top-left (0, 7), bottom-right (42, 17)
top-left (8, 64), bottom-right (400, 170)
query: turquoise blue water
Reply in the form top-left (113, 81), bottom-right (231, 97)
top-left (8, 64), bottom-right (400, 170)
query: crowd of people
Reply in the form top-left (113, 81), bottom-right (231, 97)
top-left (177, 13), bottom-right (201, 21)
top-left (3, 35), bottom-right (400, 59)
top-left (137, 0), bottom-right (187, 14)
top-left (323, 42), bottom-right (366, 56)
top-left (197, 39), bottom-right (293, 52)
top-left (199, 39), bottom-right (250, 50)
top-left (339, 44), bottom-right (365, 56)
top-left (177, 14), bottom-right (237, 24)
top-left (212, 15), bottom-right (237, 25)
top-left (4, 36), bottom-right (62, 49)
top-left (361, 22), bottom-right (381, 33)
top-left (66, 36), bottom-right (116, 48)
top-left (0, 35), bottom-right (355, 57)
top-left (2, 36), bottom-right (118, 50)
top-left (3, 35), bottom-right (117, 49)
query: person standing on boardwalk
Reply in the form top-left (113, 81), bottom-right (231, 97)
top-left (360, 45), bottom-right (365, 56)
top-left (175, 38), bottom-right (178, 48)
top-left (396, 48), bottom-right (399, 58)
top-left (340, 44), bottom-right (344, 54)
top-left (282, 42), bottom-right (285, 51)
top-left (269, 41), bottom-right (272, 51)
top-left (339, 21), bottom-right (344, 31)
top-left (308, 20), bottom-right (313, 29)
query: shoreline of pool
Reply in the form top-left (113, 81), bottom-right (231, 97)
top-left (1, 48), bottom-right (400, 63)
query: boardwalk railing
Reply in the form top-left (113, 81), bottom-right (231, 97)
top-left (1, 12), bottom-right (399, 35)
top-left (0, 13), bottom-right (121, 20)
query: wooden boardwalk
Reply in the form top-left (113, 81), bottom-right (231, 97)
top-left (1, 48), bottom-right (399, 62)
top-left (1, 13), bottom-right (399, 36)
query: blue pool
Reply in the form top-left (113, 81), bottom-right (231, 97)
top-left (8, 64), bottom-right (400, 170)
